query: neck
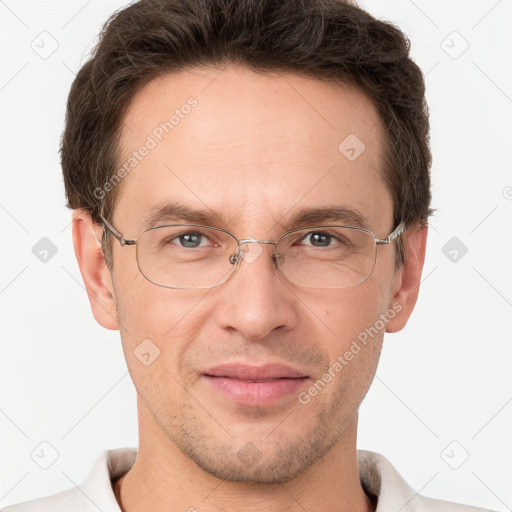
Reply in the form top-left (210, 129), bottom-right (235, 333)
top-left (114, 408), bottom-right (375, 512)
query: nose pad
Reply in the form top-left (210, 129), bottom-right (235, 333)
top-left (228, 242), bottom-right (274, 266)
top-left (240, 242), bottom-right (264, 264)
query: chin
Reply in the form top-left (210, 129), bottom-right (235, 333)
top-left (175, 421), bottom-right (342, 484)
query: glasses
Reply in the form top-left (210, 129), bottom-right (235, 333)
top-left (99, 214), bottom-right (406, 289)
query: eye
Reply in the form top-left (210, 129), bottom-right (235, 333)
top-left (303, 231), bottom-right (333, 247)
top-left (167, 231), bottom-right (213, 249)
top-left (300, 230), bottom-right (350, 248)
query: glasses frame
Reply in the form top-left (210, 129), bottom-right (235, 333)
top-left (98, 213), bottom-right (406, 289)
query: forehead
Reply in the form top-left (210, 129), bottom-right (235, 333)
top-left (115, 65), bottom-right (392, 235)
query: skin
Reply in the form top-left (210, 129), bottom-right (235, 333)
top-left (72, 64), bottom-right (427, 512)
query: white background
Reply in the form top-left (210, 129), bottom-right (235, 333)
top-left (1, 0), bottom-right (511, 510)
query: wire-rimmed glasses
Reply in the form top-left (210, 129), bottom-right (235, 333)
top-left (99, 214), bottom-right (406, 289)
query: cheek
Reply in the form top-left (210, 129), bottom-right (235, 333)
top-left (313, 280), bottom-right (388, 335)
top-left (113, 276), bottom-right (213, 382)
top-left (319, 291), bottom-right (386, 404)
top-left (113, 288), bottom-right (197, 410)
top-left (313, 282), bottom-right (389, 371)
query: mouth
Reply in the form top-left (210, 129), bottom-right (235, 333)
top-left (202, 363), bottom-right (309, 407)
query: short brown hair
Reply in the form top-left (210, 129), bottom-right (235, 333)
top-left (61, 0), bottom-right (433, 270)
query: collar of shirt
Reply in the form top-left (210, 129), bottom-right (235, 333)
top-left (2, 448), bottom-right (493, 512)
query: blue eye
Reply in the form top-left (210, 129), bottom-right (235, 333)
top-left (305, 231), bottom-right (333, 247)
top-left (300, 231), bottom-right (351, 248)
top-left (176, 232), bottom-right (204, 248)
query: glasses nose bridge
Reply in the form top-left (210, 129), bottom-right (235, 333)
top-left (237, 237), bottom-right (277, 248)
top-left (229, 238), bottom-right (279, 267)
top-left (236, 237), bottom-right (278, 257)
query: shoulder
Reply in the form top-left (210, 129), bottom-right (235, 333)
top-left (411, 489), bottom-right (495, 512)
top-left (1, 487), bottom-right (91, 512)
top-left (357, 450), bottom-right (496, 512)
top-left (1, 447), bottom-right (137, 512)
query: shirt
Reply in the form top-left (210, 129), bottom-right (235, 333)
top-left (1, 448), bottom-right (495, 511)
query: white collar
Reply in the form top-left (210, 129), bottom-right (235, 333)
top-left (4, 448), bottom-right (490, 511)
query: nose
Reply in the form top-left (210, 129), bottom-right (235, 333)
top-left (216, 241), bottom-right (298, 340)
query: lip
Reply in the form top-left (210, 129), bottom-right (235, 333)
top-left (202, 363), bottom-right (309, 407)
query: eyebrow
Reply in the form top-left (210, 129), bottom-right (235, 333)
top-left (141, 201), bottom-right (371, 232)
top-left (141, 201), bottom-right (220, 231)
top-left (284, 206), bottom-right (371, 230)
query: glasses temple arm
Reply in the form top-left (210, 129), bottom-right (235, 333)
top-left (98, 213), bottom-right (135, 246)
top-left (376, 221), bottom-right (407, 245)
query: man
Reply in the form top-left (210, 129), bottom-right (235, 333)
top-left (2, 0), bottom-right (495, 511)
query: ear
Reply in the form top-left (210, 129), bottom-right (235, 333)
top-left (385, 222), bottom-right (428, 333)
top-left (71, 209), bottom-right (119, 330)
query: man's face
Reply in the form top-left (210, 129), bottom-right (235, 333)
top-left (108, 65), bottom-right (400, 482)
